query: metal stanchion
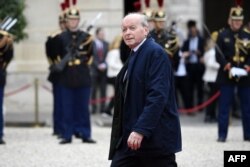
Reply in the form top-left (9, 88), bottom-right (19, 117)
top-left (34, 78), bottom-right (40, 127)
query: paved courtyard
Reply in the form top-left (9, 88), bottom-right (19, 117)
top-left (1, 78), bottom-right (249, 167)
top-left (0, 113), bottom-right (249, 167)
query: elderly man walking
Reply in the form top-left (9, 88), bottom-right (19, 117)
top-left (109, 13), bottom-right (182, 167)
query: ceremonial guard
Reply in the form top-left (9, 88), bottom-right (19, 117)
top-left (55, 2), bottom-right (96, 144)
top-left (45, 0), bottom-right (68, 138)
top-left (150, 0), bottom-right (179, 69)
top-left (215, 2), bottom-right (250, 142)
top-left (0, 29), bottom-right (14, 144)
top-left (143, 0), bottom-right (155, 31)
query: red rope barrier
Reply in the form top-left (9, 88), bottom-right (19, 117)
top-left (178, 91), bottom-right (221, 113)
top-left (4, 84), bottom-right (32, 97)
top-left (89, 96), bottom-right (113, 105)
top-left (41, 84), bottom-right (52, 93)
top-left (40, 84), bottom-right (220, 111)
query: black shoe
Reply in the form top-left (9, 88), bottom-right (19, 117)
top-left (82, 138), bottom-right (96, 144)
top-left (0, 139), bottom-right (5, 145)
top-left (217, 137), bottom-right (226, 142)
top-left (59, 139), bottom-right (72, 144)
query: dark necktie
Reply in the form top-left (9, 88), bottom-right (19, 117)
top-left (97, 46), bottom-right (103, 62)
top-left (123, 50), bottom-right (134, 82)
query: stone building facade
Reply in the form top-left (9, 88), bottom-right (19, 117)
top-left (9, 0), bottom-right (203, 73)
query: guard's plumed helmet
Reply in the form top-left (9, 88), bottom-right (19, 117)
top-left (142, 0), bottom-right (155, 21)
top-left (229, 7), bottom-right (243, 20)
top-left (66, 7), bottom-right (80, 19)
top-left (229, 0), bottom-right (244, 20)
top-left (59, 1), bottom-right (67, 22)
top-left (62, 0), bottom-right (80, 19)
top-left (154, 0), bottom-right (166, 21)
top-left (154, 10), bottom-right (166, 21)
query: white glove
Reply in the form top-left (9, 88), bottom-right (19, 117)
top-left (230, 67), bottom-right (248, 78)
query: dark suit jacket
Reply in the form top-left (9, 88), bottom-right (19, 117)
top-left (91, 40), bottom-right (109, 76)
top-left (181, 36), bottom-right (205, 75)
top-left (109, 38), bottom-right (182, 159)
top-left (181, 35), bottom-right (204, 60)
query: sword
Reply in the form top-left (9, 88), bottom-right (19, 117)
top-left (86, 12), bottom-right (102, 32)
top-left (0, 16), bottom-right (10, 29)
top-left (202, 23), bottom-right (225, 58)
top-left (5, 18), bottom-right (17, 31)
top-left (1, 17), bottom-right (13, 30)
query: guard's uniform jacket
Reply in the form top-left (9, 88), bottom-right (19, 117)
top-left (0, 30), bottom-right (13, 86)
top-left (58, 29), bottom-right (93, 88)
top-left (215, 27), bottom-right (250, 86)
top-left (45, 30), bottom-right (64, 136)
top-left (45, 30), bottom-right (63, 83)
top-left (150, 29), bottom-right (179, 70)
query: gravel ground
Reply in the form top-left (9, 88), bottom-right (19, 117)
top-left (0, 114), bottom-right (249, 167)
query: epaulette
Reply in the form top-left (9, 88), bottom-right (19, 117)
top-left (243, 27), bottom-right (250, 34)
top-left (48, 30), bottom-right (63, 38)
top-left (165, 36), bottom-right (179, 57)
top-left (0, 30), bottom-right (13, 50)
top-left (79, 34), bottom-right (93, 47)
top-left (211, 31), bottom-right (219, 42)
top-left (0, 30), bottom-right (9, 36)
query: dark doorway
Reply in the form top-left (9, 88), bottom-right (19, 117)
top-left (203, 0), bottom-right (250, 34)
top-left (124, 0), bottom-right (138, 16)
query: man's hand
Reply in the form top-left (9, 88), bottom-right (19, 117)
top-left (127, 131), bottom-right (144, 150)
top-left (224, 63), bottom-right (231, 71)
top-left (182, 51), bottom-right (190, 58)
top-left (244, 65), bottom-right (250, 73)
top-left (98, 63), bottom-right (107, 71)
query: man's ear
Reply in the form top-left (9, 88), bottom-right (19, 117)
top-left (144, 26), bottom-right (149, 36)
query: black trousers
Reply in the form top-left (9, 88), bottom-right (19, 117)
top-left (205, 82), bottom-right (219, 119)
top-left (111, 150), bottom-right (177, 167)
top-left (186, 63), bottom-right (205, 107)
top-left (175, 76), bottom-right (192, 109)
top-left (91, 71), bottom-right (107, 113)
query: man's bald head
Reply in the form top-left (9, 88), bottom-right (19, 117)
top-left (121, 13), bottom-right (149, 49)
top-left (123, 13), bottom-right (149, 28)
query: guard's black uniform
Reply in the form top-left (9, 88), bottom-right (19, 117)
top-left (215, 26), bottom-right (250, 142)
top-left (150, 29), bottom-right (179, 69)
top-left (45, 30), bottom-right (63, 136)
top-left (58, 29), bottom-right (94, 142)
top-left (0, 30), bottom-right (14, 144)
top-left (216, 28), bottom-right (250, 86)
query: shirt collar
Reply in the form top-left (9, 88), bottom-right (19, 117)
top-left (133, 38), bottom-right (147, 52)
